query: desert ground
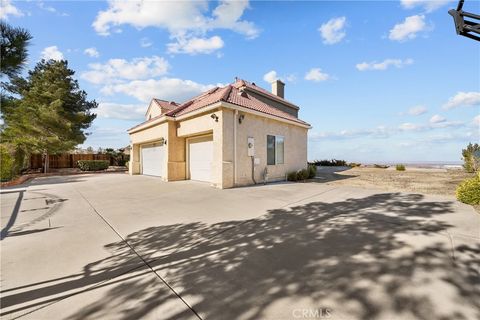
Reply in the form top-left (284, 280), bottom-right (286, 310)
top-left (316, 166), bottom-right (473, 196)
top-left (315, 166), bottom-right (478, 213)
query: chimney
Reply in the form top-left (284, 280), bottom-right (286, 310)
top-left (271, 80), bottom-right (285, 98)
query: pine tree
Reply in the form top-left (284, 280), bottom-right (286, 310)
top-left (1, 22), bottom-right (33, 175)
top-left (0, 21), bottom-right (32, 79)
top-left (2, 60), bottom-right (97, 172)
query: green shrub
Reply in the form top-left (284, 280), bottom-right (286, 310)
top-left (456, 174), bottom-right (480, 205)
top-left (396, 164), bottom-right (406, 171)
top-left (297, 169), bottom-right (309, 181)
top-left (311, 159), bottom-right (347, 166)
top-left (308, 164), bottom-right (317, 179)
top-left (0, 145), bottom-right (14, 181)
top-left (287, 171), bottom-right (298, 181)
top-left (348, 162), bottom-right (361, 167)
top-left (462, 143), bottom-right (480, 173)
top-left (77, 160), bottom-right (109, 171)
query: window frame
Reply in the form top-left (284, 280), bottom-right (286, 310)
top-left (266, 134), bottom-right (285, 165)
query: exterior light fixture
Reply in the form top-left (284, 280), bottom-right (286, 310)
top-left (211, 114), bottom-right (219, 122)
top-left (239, 114), bottom-right (245, 124)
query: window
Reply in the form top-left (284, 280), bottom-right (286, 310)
top-left (267, 135), bottom-right (284, 165)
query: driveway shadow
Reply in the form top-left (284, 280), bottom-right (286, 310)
top-left (2, 193), bottom-right (479, 320)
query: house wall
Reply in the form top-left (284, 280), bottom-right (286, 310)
top-left (233, 111), bottom-right (308, 186)
top-left (145, 101), bottom-right (161, 120)
top-left (176, 109), bottom-right (225, 188)
top-left (129, 106), bottom-right (308, 189)
top-left (167, 120), bottom-right (186, 181)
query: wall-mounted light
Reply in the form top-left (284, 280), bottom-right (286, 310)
top-left (211, 113), bottom-right (219, 122)
top-left (238, 114), bottom-right (245, 124)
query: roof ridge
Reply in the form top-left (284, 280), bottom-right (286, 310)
top-left (220, 85), bottom-right (233, 101)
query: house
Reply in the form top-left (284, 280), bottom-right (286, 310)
top-left (127, 78), bottom-right (311, 188)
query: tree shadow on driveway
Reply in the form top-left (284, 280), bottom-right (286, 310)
top-left (2, 193), bottom-right (479, 320)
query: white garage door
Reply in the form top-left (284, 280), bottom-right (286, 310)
top-left (141, 143), bottom-right (165, 177)
top-left (189, 136), bottom-right (213, 182)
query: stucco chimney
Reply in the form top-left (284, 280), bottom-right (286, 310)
top-left (271, 80), bottom-right (285, 98)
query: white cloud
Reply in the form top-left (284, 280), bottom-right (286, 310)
top-left (41, 46), bottom-right (64, 60)
top-left (81, 56), bottom-right (169, 84)
top-left (96, 102), bottom-right (145, 120)
top-left (167, 35), bottom-right (224, 55)
top-left (389, 15), bottom-right (426, 41)
top-left (309, 126), bottom-right (391, 140)
top-left (304, 68), bottom-right (330, 82)
top-left (400, 120), bottom-right (463, 131)
top-left (262, 70), bottom-right (296, 83)
top-left (429, 114), bottom-right (446, 123)
top-left (0, 0), bottom-right (23, 19)
top-left (443, 91), bottom-right (480, 110)
top-left (399, 122), bottom-right (421, 131)
top-left (84, 47), bottom-right (100, 58)
top-left (473, 115), bottom-right (480, 126)
top-left (37, 1), bottom-right (68, 16)
top-left (140, 37), bottom-right (153, 48)
top-left (100, 78), bottom-right (215, 103)
top-left (407, 105), bottom-right (428, 116)
top-left (356, 58), bottom-right (414, 71)
top-left (92, 0), bottom-right (259, 40)
top-left (318, 16), bottom-right (347, 45)
top-left (400, 0), bottom-right (451, 12)
top-left (263, 70), bottom-right (279, 83)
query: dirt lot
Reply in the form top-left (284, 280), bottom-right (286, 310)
top-left (315, 166), bottom-right (475, 197)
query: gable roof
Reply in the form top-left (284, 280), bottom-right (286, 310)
top-left (153, 99), bottom-right (179, 111)
top-left (129, 79), bottom-right (310, 132)
top-left (232, 79), bottom-right (300, 110)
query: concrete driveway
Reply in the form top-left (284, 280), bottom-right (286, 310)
top-left (1, 173), bottom-right (479, 320)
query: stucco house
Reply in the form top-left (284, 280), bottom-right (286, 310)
top-left (128, 78), bottom-right (310, 188)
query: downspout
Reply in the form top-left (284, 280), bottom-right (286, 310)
top-left (233, 109), bottom-right (238, 186)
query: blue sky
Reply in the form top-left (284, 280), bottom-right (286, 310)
top-left (2, 0), bottom-right (479, 162)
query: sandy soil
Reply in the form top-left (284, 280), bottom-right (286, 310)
top-left (315, 166), bottom-right (475, 198)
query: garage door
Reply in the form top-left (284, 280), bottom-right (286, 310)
top-left (189, 136), bottom-right (213, 182)
top-left (141, 143), bottom-right (165, 177)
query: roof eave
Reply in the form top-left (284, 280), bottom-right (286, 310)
top-left (127, 115), bottom-right (174, 134)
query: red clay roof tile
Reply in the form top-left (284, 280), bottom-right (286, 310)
top-left (130, 79), bottom-right (310, 131)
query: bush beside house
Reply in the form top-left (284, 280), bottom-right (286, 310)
top-left (77, 160), bottom-right (109, 171)
top-left (287, 165), bottom-right (317, 182)
top-left (456, 173), bottom-right (480, 205)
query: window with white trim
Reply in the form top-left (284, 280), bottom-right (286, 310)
top-left (267, 135), bottom-right (284, 165)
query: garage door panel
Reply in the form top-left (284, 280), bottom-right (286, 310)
top-left (141, 144), bottom-right (165, 177)
top-left (189, 136), bottom-right (213, 183)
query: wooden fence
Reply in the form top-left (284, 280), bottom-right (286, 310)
top-left (30, 154), bottom-right (112, 169)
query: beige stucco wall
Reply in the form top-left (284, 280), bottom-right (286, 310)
top-left (129, 104), bottom-right (308, 189)
top-left (167, 120), bottom-right (186, 181)
top-left (145, 101), bottom-right (161, 120)
top-left (233, 111), bottom-right (308, 186)
top-left (177, 109), bottom-right (225, 188)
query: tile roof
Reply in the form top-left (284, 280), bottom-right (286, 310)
top-left (130, 79), bottom-right (310, 131)
top-left (166, 80), bottom-right (309, 125)
top-left (153, 99), bottom-right (179, 113)
top-left (232, 79), bottom-right (299, 109)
